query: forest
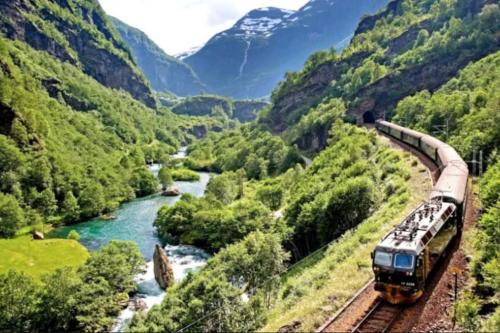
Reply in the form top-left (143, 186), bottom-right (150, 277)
top-left (0, 0), bottom-right (498, 331)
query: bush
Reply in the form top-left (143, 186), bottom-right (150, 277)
top-left (170, 168), bottom-right (200, 182)
top-left (0, 193), bottom-right (26, 238)
top-left (68, 230), bottom-right (81, 241)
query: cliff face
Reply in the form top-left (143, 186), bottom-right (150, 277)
top-left (0, 0), bottom-right (156, 108)
top-left (265, 0), bottom-right (500, 151)
top-left (184, 0), bottom-right (388, 99)
top-left (111, 17), bottom-right (207, 97)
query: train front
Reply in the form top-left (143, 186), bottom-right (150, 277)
top-left (372, 247), bottom-right (423, 304)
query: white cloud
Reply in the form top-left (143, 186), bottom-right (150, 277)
top-left (98, 0), bottom-right (309, 55)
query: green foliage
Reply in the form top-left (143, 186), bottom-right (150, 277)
top-left (459, 160), bottom-right (500, 331)
top-left (266, 0), bottom-right (500, 141)
top-left (0, 241), bottom-right (145, 332)
top-left (158, 167), bottom-right (173, 190)
top-left (170, 168), bottom-right (200, 182)
top-left (256, 185), bottom-right (283, 211)
top-left (79, 241), bottom-right (145, 294)
top-left (156, 192), bottom-right (277, 252)
top-left (0, 271), bottom-right (39, 332)
top-left (0, 35), bottom-right (210, 233)
top-left (456, 293), bottom-right (481, 332)
top-left (187, 124), bottom-right (304, 177)
top-left (0, 193), bottom-right (25, 238)
top-left (38, 268), bottom-right (81, 331)
top-left (393, 51), bottom-right (500, 161)
top-left (129, 167), bottom-right (159, 197)
top-left (67, 230), bottom-right (80, 241)
top-left (130, 232), bottom-right (289, 332)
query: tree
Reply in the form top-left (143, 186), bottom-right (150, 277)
top-left (158, 167), bottom-right (173, 190)
top-left (79, 241), bottom-right (145, 294)
top-left (75, 277), bottom-right (120, 333)
top-left (38, 268), bottom-right (82, 331)
top-left (211, 232), bottom-right (289, 297)
top-left (10, 118), bottom-right (29, 147)
top-left (129, 167), bottom-right (159, 197)
top-left (68, 230), bottom-right (81, 241)
top-left (35, 188), bottom-right (58, 216)
top-left (0, 271), bottom-right (39, 332)
top-left (62, 191), bottom-right (80, 222)
top-left (78, 183), bottom-right (106, 219)
top-left (256, 185), bottom-right (283, 211)
top-left (0, 193), bottom-right (25, 237)
top-left (0, 135), bottom-right (25, 173)
top-left (244, 154), bottom-right (268, 180)
top-left (414, 29), bottom-right (430, 47)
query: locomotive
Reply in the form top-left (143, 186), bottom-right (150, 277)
top-left (372, 120), bottom-right (469, 304)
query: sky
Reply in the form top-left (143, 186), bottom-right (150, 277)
top-left (99, 0), bottom-right (309, 55)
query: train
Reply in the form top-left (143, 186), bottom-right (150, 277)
top-left (371, 120), bottom-right (469, 304)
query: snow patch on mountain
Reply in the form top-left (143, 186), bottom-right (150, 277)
top-left (231, 7), bottom-right (297, 38)
top-left (176, 46), bottom-right (202, 60)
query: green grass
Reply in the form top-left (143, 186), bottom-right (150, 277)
top-left (261, 140), bottom-right (432, 332)
top-left (0, 235), bottom-right (89, 279)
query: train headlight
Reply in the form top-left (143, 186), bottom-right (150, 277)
top-left (405, 271), bottom-right (413, 276)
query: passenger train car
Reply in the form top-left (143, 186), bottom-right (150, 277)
top-left (372, 120), bottom-right (469, 304)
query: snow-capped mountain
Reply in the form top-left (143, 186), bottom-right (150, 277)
top-left (184, 0), bottom-right (389, 99)
top-left (231, 7), bottom-right (295, 38)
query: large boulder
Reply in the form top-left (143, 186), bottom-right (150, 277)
top-left (162, 186), bottom-right (181, 197)
top-left (153, 244), bottom-right (174, 289)
top-left (32, 231), bottom-right (44, 240)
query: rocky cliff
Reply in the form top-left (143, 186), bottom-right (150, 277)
top-left (153, 244), bottom-right (174, 290)
top-left (0, 0), bottom-right (155, 108)
top-left (184, 0), bottom-right (388, 99)
top-left (264, 0), bottom-right (500, 151)
top-left (111, 17), bottom-right (207, 97)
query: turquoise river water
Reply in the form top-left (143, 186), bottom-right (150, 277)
top-left (49, 148), bottom-right (211, 331)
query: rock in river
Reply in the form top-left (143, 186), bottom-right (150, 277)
top-left (162, 186), bottom-right (181, 197)
top-left (153, 244), bottom-right (174, 289)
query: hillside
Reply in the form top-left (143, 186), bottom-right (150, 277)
top-left (264, 0), bottom-right (499, 151)
top-left (0, 0), bottom-right (220, 236)
top-left (0, 0), bottom-right (155, 107)
top-left (184, 0), bottom-right (389, 99)
top-left (171, 95), bottom-right (269, 123)
top-left (111, 17), bottom-right (208, 96)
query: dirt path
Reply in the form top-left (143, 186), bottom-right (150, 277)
top-left (318, 130), bottom-right (479, 332)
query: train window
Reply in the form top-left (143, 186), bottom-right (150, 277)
top-left (374, 251), bottom-right (393, 267)
top-left (394, 254), bottom-right (414, 270)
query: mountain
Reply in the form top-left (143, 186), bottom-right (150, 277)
top-left (263, 0), bottom-right (500, 151)
top-left (184, 0), bottom-right (389, 99)
top-left (170, 95), bottom-right (269, 123)
top-left (0, 0), bottom-right (211, 232)
top-left (111, 17), bottom-right (208, 96)
top-left (0, 0), bottom-right (155, 107)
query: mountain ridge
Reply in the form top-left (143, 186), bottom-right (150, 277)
top-left (111, 17), bottom-right (208, 96)
top-left (184, 0), bottom-right (389, 99)
top-left (0, 0), bottom-right (156, 107)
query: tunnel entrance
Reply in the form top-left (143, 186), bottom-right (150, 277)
top-left (363, 111), bottom-right (376, 124)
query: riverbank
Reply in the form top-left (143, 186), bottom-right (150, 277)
top-left (0, 235), bottom-right (88, 279)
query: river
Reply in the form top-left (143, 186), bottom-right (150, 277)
top-left (50, 147), bottom-right (210, 331)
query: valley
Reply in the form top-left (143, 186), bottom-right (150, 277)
top-left (0, 0), bottom-right (499, 332)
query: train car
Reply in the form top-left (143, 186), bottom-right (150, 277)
top-left (373, 120), bottom-right (469, 303)
top-left (372, 200), bottom-right (458, 304)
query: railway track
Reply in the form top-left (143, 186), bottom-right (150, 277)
top-left (351, 300), bottom-right (403, 333)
